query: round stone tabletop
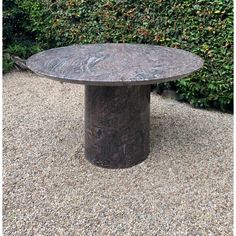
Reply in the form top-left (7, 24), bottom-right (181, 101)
top-left (26, 43), bottom-right (203, 86)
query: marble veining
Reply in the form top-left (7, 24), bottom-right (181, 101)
top-left (26, 43), bottom-right (204, 86)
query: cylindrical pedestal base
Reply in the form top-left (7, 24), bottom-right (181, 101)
top-left (85, 85), bottom-right (150, 169)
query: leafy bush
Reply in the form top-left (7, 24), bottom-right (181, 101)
top-left (3, 0), bottom-right (40, 72)
top-left (3, 0), bottom-right (26, 46)
top-left (3, 0), bottom-right (233, 112)
top-left (3, 54), bottom-right (14, 73)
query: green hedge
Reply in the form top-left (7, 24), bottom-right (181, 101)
top-left (3, 0), bottom-right (42, 72)
top-left (3, 0), bottom-right (233, 112)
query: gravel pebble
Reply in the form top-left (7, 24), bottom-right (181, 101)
top-left (3, 72), bottom-right (233, 235)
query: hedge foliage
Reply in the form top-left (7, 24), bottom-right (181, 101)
top-left (3, 0), bottom-right (233, 112)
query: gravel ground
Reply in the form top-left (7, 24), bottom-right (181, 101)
top-left (3, 72), bottom-right (233, 236)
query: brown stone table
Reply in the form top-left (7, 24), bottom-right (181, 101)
top-left (26, 43), bottom-right (203, 169)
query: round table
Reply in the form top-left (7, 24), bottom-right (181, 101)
top-left (26, 43), bottom-right (203, 169)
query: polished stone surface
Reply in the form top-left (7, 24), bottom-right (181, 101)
top-left (85, 85), bottom-right (150, 168)
top-left (26, 43), bottom-right (203, 86)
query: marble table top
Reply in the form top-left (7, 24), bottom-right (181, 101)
top-left (26, 43), bottom-right (203, 86)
